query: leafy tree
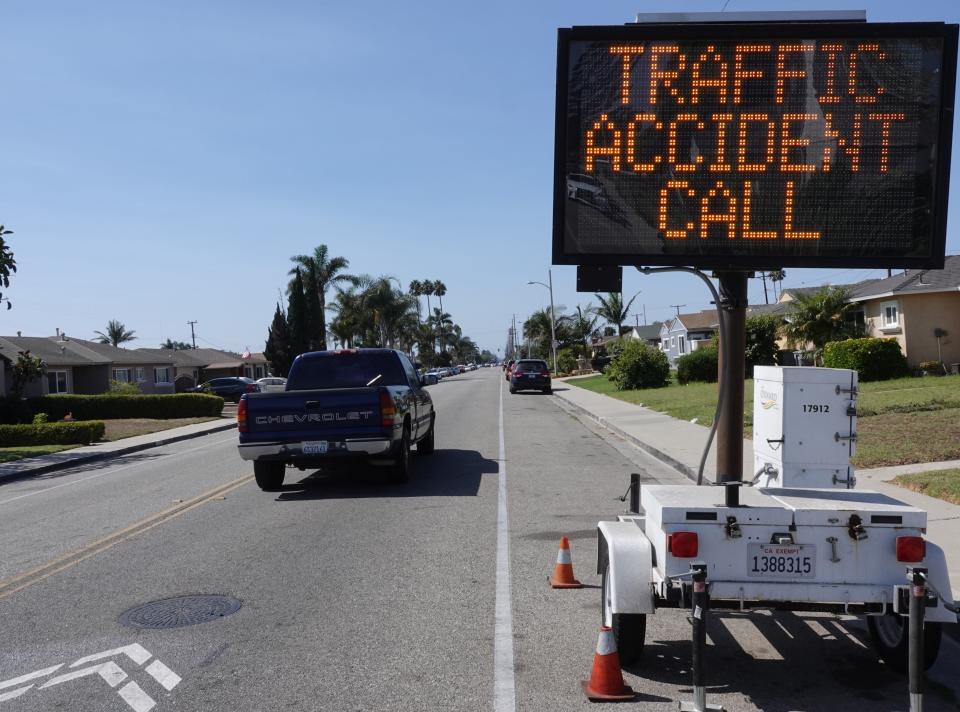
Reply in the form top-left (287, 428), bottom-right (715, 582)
top-left (523, 309), bottom-right (555, 359)
top-left (289, 245), bottom-right (356, 350)
top-left (287, 269), bottom-right (309, 358)
top-left (594, 291), bottom-right (640, 335)
top-left (11, 350), bottom-right (44, 399)
top-left (95, 320), bottom-right (136, 347)
top-left (780, 286), bottom-right (857, 350)
top-left (0, 225), bottom-right (15, 310)
top-left (160, 339), bottom-right (193, 350)
top-left (433, 281), bottom-right (447, 351)
top-left (264, 303), bottom-right (293, 376)
top-left (744, 314), bottom-right (781, 375)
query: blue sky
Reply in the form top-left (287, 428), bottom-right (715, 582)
top-left (1, 0), bottom-right (958, 356)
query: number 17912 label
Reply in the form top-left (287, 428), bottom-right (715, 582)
top-left (747, 544), bottom-right (816, 578)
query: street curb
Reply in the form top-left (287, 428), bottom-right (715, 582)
top-left (0, 421), bottom-right (237, 484)
top-left (552, 394), bottom-right (698, 483)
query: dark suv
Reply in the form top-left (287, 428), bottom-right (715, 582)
top-left (509, 359), bottom-right (551, 394)
top-left (193, 377), bottom-right (260, 402)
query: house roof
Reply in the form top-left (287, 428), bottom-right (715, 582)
top-left (847, 256), bottom-right (960, 301)
top-left (673, 309), bottom-right (719, 331)
top-left (134, 347), bottom-right (268, 370)
top-left (0, 336), bottom-right (175, 367)
top-left (632, 323), bottom-right (663, 340)
top-left (778, 280), bottom-right (877, 302)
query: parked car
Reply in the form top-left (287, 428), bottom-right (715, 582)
top-left (257, 377), bottom-right (287, 393)
top-left (426, 368), bottom-right (444, 382)
top-left (421, 371), bottom-right (439, 385)
top-left (193, 376), bottom-right (260, 402)
top-left (509, 359), bottom-right (552, 394)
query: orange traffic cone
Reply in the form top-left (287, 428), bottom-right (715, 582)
top-left (581, 626), bottom-right (635, 702)
top-left (549, 536), bottom-right (583, 589)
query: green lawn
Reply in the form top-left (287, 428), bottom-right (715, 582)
top-left (567, 373), bottom-right (960, 467)
top-left (893, 468), bottom-right (960, 506)
top-left (0, 444), bottom-right (79, 463)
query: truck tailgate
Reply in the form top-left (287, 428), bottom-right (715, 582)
top-left (242, 388), bottom-right (383, 441)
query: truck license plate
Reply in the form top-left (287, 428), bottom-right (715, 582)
top-left (302, 441), bottom-right (328, 454)
top-left (748, 544), bottom-right (815, 578)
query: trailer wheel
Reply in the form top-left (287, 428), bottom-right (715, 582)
top-left (253, 461), bottom-right (285, 491)
top-left (601, 560), bottom-right (646, 665)
top-left (867, 614), bottom-right (941, 672)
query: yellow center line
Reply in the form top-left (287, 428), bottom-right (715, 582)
top-left (0, 474), bottom-right (254, 601)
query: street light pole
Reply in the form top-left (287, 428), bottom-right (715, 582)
top-left (527, 272), bottom-right (558, 374)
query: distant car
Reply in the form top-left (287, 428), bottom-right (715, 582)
top-left (426, 368), bottom-right (444, 382)
top-left (256, 377), bottom-right (287, 393)
top-left (509, 359), bottom-right (551, 394)
top-left (421, 372), bottom-right (439, 385)
top-left (567, 173), bottom-right (607, 206)
top-left (193, 376), bottom-right (260, 402)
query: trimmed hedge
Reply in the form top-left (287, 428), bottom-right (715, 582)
top-left (0, 394), bottom-right (224, 424)
top-left (676, 348), bottom-right (719, 385)
top-left (0, 421), bottom-right (105, 446)
top-left (822, 337), bottom-right (909, 382)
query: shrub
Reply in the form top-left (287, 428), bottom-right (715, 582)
top-left (32, 412), bottom-right (49, 425)
top-left (919, 360), bottom-right (944, 374)
top-left (821, 338), bottom-right (909, 381)
top-left (676, 347), bottom-right (719, 384)
top-left (108, 380), bottom-right (142, 395)
top-left (605, 340), bottom-right (670, 390)
top-left (0, 421), bottom-right (105, 446)
top-left (0, 394), bottom-right (224, 423)
top-left (745, 314), bottom-right (780, 376)
top-left (556, 347), bottom-right (578, 374)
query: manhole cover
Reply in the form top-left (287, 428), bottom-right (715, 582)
top-left (119, 594), bottom-right (241, 630)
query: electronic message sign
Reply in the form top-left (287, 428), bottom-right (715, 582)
top-left (553, 23), bottom-right (958, 269)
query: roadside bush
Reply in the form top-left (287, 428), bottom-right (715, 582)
top-left (0, 394), bottom-right (224, 423)
top-left (605, 340), bottom-right (670, 390)
top-left (822, 338), bottom-right (909, 382)
top-left (108, 379), bottom-right (142, 395)
top-left (0, 421), bottom-right (105, 446)
top-left (919, 360), bottom-right (945, 375)
top-left (556, 347), bottom-right (578, 374)
top-left (32, 413), bottom-right (49, 425)
top-left (676, 347), bottom-right (719, 385)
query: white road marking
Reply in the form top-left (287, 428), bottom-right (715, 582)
top-left (0, 435), bottom-right (237, 506)
top-left (0, 685), bottom-right (34, 701)
top-left (118, 681), bottom-right (157, 712)
top-left (0, 663), bottom-right (64, 690)
top-left (40, 660), bottom-right (128, 688)
top-left (144, 659), bottom-right (181, 690)
top-left (494, 377), bottom-right (516, 712)
top-left (71, 643), bottom-right (152, 667)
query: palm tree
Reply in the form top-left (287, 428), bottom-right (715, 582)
top-left (160, 338), bottom-right (192, 350)
top-left (408, 279), bottom-right (424, 323)
top-left (289, 245), bottom-right (356, 350)
top-left (523, 309), bottom-right (554, 359)
top-left (780, 286), bottom-right (857, 352)
top-left (433, 281), bottom-right (447, 349)
top-left (769, 269), bottom-right (787, 301)
top-left (594, 292), bottom-right (640, 336)
top-left (95, 320), bottom-right (137, 347)
top-left (560, 304), bottom-right (599, 359)
top-left (0, 225), bottom-right (15, 310)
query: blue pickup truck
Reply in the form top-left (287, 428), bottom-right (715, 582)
top-left (237, 349), bottom-right (435, 490)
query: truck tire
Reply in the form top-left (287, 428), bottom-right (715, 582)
top-left (390, 427), bottom-right (411, 483)
top-left (253, 461), bottom-right (285, 491)
top-left (867, 613), bottom-right (942, 672)
top-left (601, 560), bottom-right (646, 665)
top-left (417, 417), bottom-right (435, 455)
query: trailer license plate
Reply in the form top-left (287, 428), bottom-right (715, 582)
top-left (748, 544), bottom-right (815, 578)
top-left (302, 441), bottom-right (328, 454)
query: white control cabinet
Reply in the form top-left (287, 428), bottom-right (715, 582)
top-left (752, 366), bottom-right (858, 489)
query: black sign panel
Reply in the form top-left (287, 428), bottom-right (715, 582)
top-left (553, 22), bottom-right (958, 269)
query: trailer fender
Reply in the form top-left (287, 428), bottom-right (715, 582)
top-left (921, 542), bottom-right (957, 624)
top-left (597, 520), bottom-right (655, 615)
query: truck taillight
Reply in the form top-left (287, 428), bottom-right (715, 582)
top-left (896, 536), bottom-right (925, 562)
top-left (668, 531), bottom-right (699, 558)
top-left (246, 384), bottom-right (256, 391)
top-left (379, 390), bottom-right (396, 427)
top-left (237, 398), bottom-right (248, 433)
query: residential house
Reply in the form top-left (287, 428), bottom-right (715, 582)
top-left (659, 310), bottom-right (719, 365)
top-left (135, 348), bottom-right (272, 391)
top-left (0, 334), bottom-right (176, 396)
top-left (627, 323), bottom-right (664, 349)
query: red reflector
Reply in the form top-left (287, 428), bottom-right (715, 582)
top-left (896, 536), bottom-right (925, 562)
top-left (379, 389), bottom-right (396, 427)
top-left (247, 384), bottom-right (256, 391)
top-left (669, 531), bottom-right (699, 558)
top-left (237, 398), bottom-right (248, 433)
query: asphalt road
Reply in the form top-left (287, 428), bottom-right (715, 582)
top-left (1, 368), bottom-right (959, 711)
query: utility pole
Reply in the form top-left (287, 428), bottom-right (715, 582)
top-left (760, 272), bottom-right (770, 304)
top-left (187, 320), bottom-right (197, 348)
top-left (527, 271), bottom-right (558, 373)
top-left (670, 304), bottom-right (686, 317)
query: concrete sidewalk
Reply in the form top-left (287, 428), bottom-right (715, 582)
top-left (554, 379), bottom-right (960, 599)
top-left (0, 418), bottom-right (236, 483)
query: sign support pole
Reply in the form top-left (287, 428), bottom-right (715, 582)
top-left (715, 271), bottom-right (749, 506)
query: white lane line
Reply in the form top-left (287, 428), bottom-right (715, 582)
top-left (0, 435), bottom-right (237, 506)
top-left (144, 659), bottom-right (181, 691)
top-left (0, 663), bottom-right (64, 690)
top-left (71, 643), bottom-right (152, 668)
top-left (39, 661), bottom-right (127, 689)
top-left (494, 376), bottom-right (516, 712)
top-left (0, 685), bottom-right (34, 701)
top-left (117, 681), bottom-right (157, 712)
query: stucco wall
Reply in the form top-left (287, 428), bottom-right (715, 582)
top-left (902, 293), bottom-right (960, 367)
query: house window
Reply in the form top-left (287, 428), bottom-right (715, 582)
top-left (135, 367), bottom-right (145, 382)
top-left (113, 368), bottom-right (131, 383)
top-left (244, 366), bottom-right (254, 379)
top-left (881, 301), bottom-right (900, 329)
top-left (678, 336), bottom-right (686, 355)
top-left (154, 367), bottom-right (171, 384)
top-left (671, 336), bottom-right (676, 348)
top-left (255, 365), bottom-right (265, 379)
top-left (47, 371), bottom-right (68, 394)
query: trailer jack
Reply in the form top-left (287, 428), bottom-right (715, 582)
top-left (680, 564), bottom-right (725, 712)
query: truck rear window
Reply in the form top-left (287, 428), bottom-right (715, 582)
top-left (286, 352), bottom-right (407, 390)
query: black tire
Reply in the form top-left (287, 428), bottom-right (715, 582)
top-left (867, 614), bottom-right (942, 672)
top-left (509, 387), bottom-right (517, 394)
top-left (390, 426), bottom-right (411, 483)
top-left (253, 461), bottom-right (285, 491)
top-left (417, 417), bottom-right (435, 455)
top-left (601, 560), bottom-right (646, 665)
top-left (543, 387), bottom-right (552, 395)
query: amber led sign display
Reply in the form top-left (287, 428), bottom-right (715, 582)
top-left (553, 23), bottom-right (958, 269)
